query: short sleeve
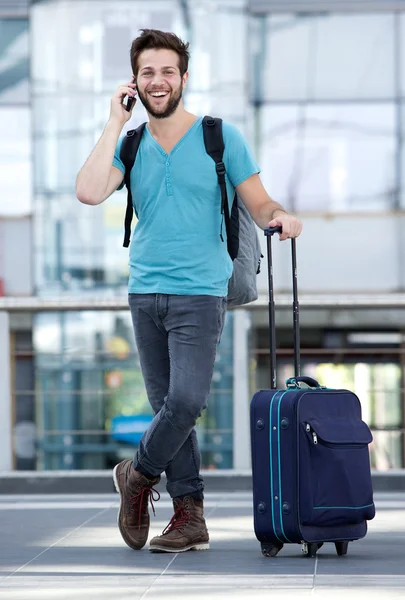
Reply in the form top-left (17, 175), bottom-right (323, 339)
top-left (222, 121), bottom-right (260, 188)
top-left (112, 136), bottom-right (125, 190)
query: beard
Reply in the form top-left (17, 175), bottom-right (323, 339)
top-left (138, 84), bottom-right (183, 119)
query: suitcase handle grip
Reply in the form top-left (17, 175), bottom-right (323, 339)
top-left (286, 376), bottom-right (320, 389)
top-left (264, 226), bottom-right (282, 236)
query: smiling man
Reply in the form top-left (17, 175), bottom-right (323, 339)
top-left (76, 29), bottom-right (302, 554)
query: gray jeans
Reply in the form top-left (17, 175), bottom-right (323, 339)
top-left (128, 293), bottom-right (227, 499)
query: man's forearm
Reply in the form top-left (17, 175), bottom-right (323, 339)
top-left (255, 201), bottom-right (288, 230)
top-left (76, 119), bottom-right (123, 204)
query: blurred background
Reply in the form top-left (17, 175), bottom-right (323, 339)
top-left (0, 0), bottom-right (404, 475)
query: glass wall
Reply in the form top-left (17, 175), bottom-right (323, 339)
top-left (0, 17), bottom-right (31, 217)
top-left (250, 12), bottom-right (404, 213)
top-left (34, 309), bottom-right (233, 470)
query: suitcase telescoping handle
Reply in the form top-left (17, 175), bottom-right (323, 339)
top-left (264, 226), bottom-right (300, 390)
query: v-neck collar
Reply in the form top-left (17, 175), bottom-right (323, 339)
top-left (146, 117), bottom-right (202, 157)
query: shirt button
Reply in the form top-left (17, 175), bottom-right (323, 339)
top-left (166, 161), bottom-right (170, 167)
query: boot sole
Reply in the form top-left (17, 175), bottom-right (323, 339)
top-left (149, 542), bottom-right (210, 553)
top-left (112, 464), bottom-right (147, 551)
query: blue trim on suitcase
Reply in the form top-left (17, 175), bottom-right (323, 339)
top-left (269, 390), bottom-right (294, 544)
top-left (314, 504), bottom-right (374, 510)
top-left (269, 391), bottom-right (283, 543)
top-left (277, 391), bottom-right (293, 543)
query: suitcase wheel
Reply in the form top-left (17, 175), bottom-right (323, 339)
top-left (335, 541), bottom-right (349, 556)
top-left (302, 542), bottom-right (324, 558)
top-left (261, 541), bottom-right (284, 557)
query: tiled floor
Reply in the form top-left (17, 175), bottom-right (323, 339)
top-left (0, 492), bottom-right (404, 599)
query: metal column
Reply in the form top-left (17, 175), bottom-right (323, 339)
top-left (232, 309), bottom-right (252, 470)
top-left (0, 311), bottom-right (12, 470)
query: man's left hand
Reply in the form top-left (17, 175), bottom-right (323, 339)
top-left (268, 213), bottom-right (303, 241)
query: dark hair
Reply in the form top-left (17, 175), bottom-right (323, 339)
top-left (130, 29), bottom-right (190, 77)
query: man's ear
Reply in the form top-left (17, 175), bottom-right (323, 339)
top-left (182, 71), bottom-right (189, 88)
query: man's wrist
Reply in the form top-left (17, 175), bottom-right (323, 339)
top-left (105, 118), bottom-right (125, 136)
top-left (271, 207), bottom-right (288, 220)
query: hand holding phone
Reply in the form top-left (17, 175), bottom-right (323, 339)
top-left (110, 77), bottom-right (137, 125)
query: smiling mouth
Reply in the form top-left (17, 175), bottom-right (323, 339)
top-left (148, 91), bottom-right (169, 99)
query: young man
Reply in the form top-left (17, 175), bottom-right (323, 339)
top-left (76, 29), bottom-right (302, 554)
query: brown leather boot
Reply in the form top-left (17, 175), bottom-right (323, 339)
top-left (113, 459), bottom-right (160, 550)
top-left (149, 496), bottom-right (209, 553)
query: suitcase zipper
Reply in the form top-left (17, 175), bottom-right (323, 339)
top-left (305, 423), bottom-right (318, 444)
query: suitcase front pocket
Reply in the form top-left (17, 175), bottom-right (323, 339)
top-left (299, 419), bottom-right (375, 527)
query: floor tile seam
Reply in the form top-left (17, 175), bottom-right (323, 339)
top-left (138, 554), bottom-right (178, 600)
top-left (311, 555), bottom-right (319, 595)
top-left (138, 494), bottom-right (226, 599)
top-left (0, 500), bottom-right (257, 511)
top-left (0, 491), bottom-right (403, 503)
top-left (0, 506), bottom-right (111, 585)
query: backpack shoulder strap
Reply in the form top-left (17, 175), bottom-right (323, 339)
top-left (120, 122), bottom-right (147, 247)
top-left (202, 116), bottom-right (236, 257)
top-left (202, 116), bottom-right (225, 165)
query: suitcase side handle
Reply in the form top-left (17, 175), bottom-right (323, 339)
top-left (286, 376), bottom-right (320, 389)
top-left (265, 230), bottom-right (300, 389)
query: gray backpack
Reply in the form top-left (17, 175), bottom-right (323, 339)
top-left (120, 115), bottom-right (263, 307)
top-left (201, 116), bottom-right (263, 307)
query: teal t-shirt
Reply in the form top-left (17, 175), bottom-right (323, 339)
top-left (112, 117), bottom-right (260, 296)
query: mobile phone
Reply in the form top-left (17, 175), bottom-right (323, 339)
top-left (125, 77), bottom-right (136, 112)
top-left (125, 95), bottom-right (135, 112)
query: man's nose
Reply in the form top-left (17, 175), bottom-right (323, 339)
top-left (151, 74), bottom-right (165, 85)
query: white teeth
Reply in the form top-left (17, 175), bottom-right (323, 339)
top-left (150, 92), bottom-right (168, 97)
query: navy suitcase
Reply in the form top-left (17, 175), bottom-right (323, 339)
top-left (250, 227), bottom-right (375, 558)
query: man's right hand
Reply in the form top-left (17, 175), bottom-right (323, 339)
top-left (109, 77), bottom-right (137, 125)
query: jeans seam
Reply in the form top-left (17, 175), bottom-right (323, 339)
top-left (167, 330), bottom-right (201, 484)
top-left (189, 435), bottom-right (200, 479)
top-left (167, 331), bottom-right (174, 399)
top-left (156, 294), bottom-right (169, 326)
top-left (136, 411), bottom-right (162, 468)
top-left (217, 297), bottom-right (226, 344)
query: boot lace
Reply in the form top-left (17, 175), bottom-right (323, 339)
top-left (129, 486), bottom-right (160, 529)
top-left (162, 505), bottom-right (190, 535)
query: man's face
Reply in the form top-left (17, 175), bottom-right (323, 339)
top-left (136, 49), bottom-right (187, 119)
